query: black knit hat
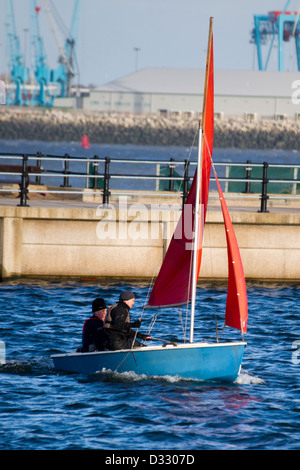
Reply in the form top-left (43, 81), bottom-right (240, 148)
top-left (119, 291), bottom-right (135, 301)
top-left (92, 298), bottom-right (107, 312)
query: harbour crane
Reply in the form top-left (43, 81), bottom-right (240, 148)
top-left (251, 0), bottom-right (300, 71)
top-left (30, 0), bottom-right (53, 106)
top-left (43, 0), bottom-right (82, 98)
top-left (5, 0), bottom-right (29, 106)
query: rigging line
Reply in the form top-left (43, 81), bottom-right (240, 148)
top-left (114, 323), bottom-right (145, 372)
top-left (172, 124), bottom-right (198, 194)
top-left (140, 274), bottom-right (156, 335)
top-left (210, 156), bottom-right (229, 342)
top-left (143, 273), bottom-right (155, 309)
top-left (185, 123), bottom-right (201, 341)
top-left (113, 321), bottom-right (150, 373)
top-left (130, 288), bottom-right (156, 351)
top-left (205, 216), bottom-right (219, 343)
top-left (185, 238), bottom-right (194, 343)
top-left (145, 310), bottom-right (158, 336)
top-left (202, 132), bottom-right (221, 342)
top-left (218, 320), bottom-right (226, 341)
top-left (177, 307), bottom-right (188, 343)
top-left (185, 125), bottom-right (198, 167)
top-left (113, 349), bottom-right (132, 373)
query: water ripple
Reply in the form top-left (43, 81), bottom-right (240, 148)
top-left (0, 279), bottom-right (299, 450)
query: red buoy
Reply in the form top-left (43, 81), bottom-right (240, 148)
top-left (81, 135), bottom-right (91, 149)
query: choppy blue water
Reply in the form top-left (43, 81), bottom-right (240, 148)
top-left (0, 141), bottom-right (299, 452)
top-left (0, 279), bottom-right (299, 451)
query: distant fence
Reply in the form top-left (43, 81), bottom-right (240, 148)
top-left (0, 152), bottom-right (299, 212)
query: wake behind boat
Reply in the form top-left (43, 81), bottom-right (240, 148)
top-left (52, 18), bottom-right (248, 382)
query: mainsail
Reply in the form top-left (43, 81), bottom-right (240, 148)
top-left (147, 17), bottom-right (247, 336)
top-left (147, 20), bottom-right (214, 309)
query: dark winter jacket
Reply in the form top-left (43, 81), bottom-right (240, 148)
top-left (105, 300), bottom-right (147, 350)
top-left (82, 315), bottom-right (107, 352)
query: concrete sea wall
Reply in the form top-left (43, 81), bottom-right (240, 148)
top-left (1, 108), bottom-right (300, 150)
top-left (0, 204), bottom-right (299, 281)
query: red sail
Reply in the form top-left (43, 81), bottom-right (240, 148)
top-left (214, 169), bottom-right (248, 334)
top-left (147, 175), bottom-right (197, 307)
top-left (147, 30), bottom-right (214, 308)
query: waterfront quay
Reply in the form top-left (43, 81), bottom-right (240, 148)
top-left (0, 190), bottom-right (299, 282)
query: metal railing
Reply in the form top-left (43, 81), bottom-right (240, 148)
top-left (0, 152), bottom-right (299, 212)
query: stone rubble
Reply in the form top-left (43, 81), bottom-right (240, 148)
top-left (0, 107), bottom-right (299, 150)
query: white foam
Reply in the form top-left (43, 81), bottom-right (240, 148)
top-left (97, 368), bottom-right (189, 383)
top-left (0, 341), bottom-right (5, 365)
top-left (235, 368), bottom-right (265, 385)
top-left (98, 366), bottom-right (265, 385)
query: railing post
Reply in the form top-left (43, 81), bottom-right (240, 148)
top-left (244, 159), bottom-right (252, 193)
top-left (36, 151), bottom-right (42, 184)
top-left (169, 158), bottom-right (175, 191)
top-left (61, 153), bottom-right (71, 187)
top-left (258, 161), bottom-right (269, 213)
top-left (18, 154), bottom-right (29, 207)
top-left (155, 163), bottom-right (160, 191)
top-left (86, 160), bottom-right (90, 188)
top-left (292, 167), bottom-right (297, 195)
top-left (182, 159), bottom-right (189, 210)
top-left (102, 156), bottom-right (111, 205)
top-left (93, 154), bottom-right (99, 189)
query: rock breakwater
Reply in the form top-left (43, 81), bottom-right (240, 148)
top-left (1, 107), bottom-right (300, 150)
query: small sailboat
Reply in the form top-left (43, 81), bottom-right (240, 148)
top-left (52, 18), bottom-right (248, 382)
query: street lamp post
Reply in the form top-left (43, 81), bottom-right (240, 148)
top-left (133, 47), bottom-right (141, 71)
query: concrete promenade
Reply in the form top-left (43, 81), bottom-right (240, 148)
top-left (0, 189), bottom-right (300, 282)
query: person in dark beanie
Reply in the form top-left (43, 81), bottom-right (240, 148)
top-left (104, 291), bottom-right (151, 350)
top-left (81, 298), bottom-right (108, 352)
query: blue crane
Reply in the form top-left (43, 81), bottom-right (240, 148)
top-left (49, 0), bottom-right (82, 98)
top-left (5, 0), bottom-right (29, 106)
top-left (251, 0), bottom-right (300, 71)
top-left (30, 0), bottom-right (53, 106)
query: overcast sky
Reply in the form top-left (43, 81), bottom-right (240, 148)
top-left (1, 0), bottom-right (300, 87)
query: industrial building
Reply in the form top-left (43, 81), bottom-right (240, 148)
top-left (5, 2), bottom-right (300, 120)
top-left (79, 68), bottom-right (300, 120)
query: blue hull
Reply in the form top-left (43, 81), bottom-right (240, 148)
top-left (52, 341), bottom-right (246, 383)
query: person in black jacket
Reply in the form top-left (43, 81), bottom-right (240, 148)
top-left (81, 298), bottom-right (108, 352)
top-left (105, 291), bottom-right (151, 351)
